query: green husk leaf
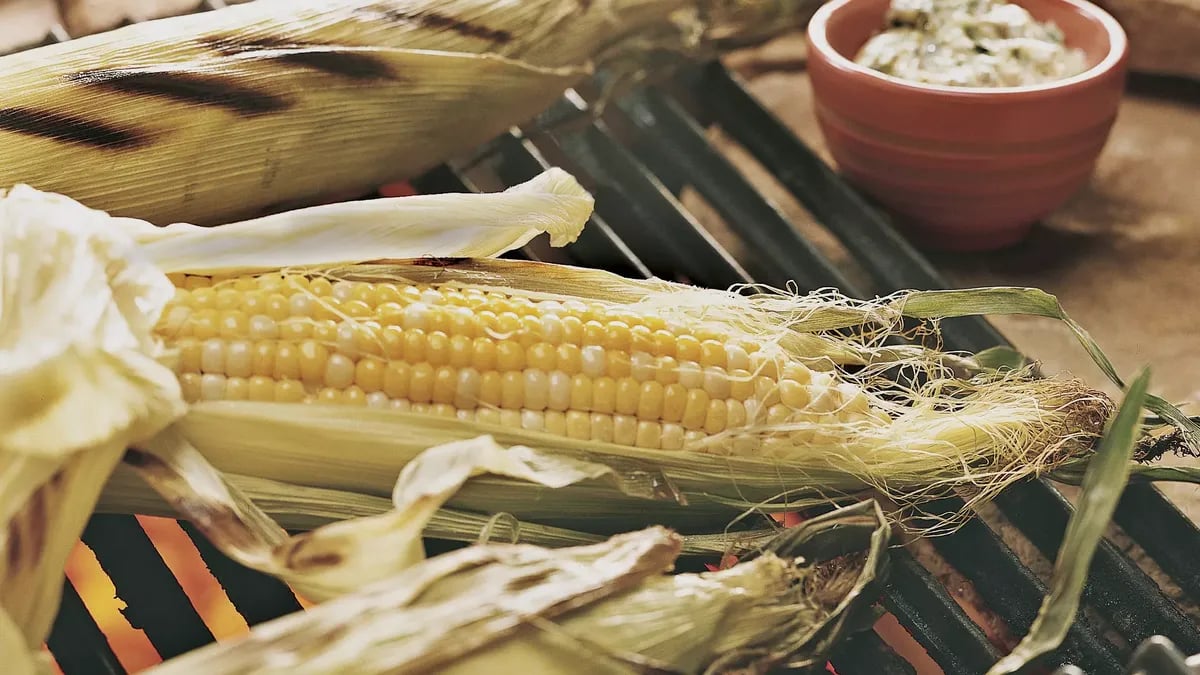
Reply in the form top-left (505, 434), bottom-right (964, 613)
top-left (1052, 463), bottom-right (1200, 486)
top-left (140, 501), bottom-right (890, 675)
top-left (891, 289), bottom-right (1199, 447)
top-left (973, 346), bottom-right (1030, 372)
top-left (987, 368), bottom-right (1150, 675)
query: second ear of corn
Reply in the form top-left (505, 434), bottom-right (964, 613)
top-left (0, 0), bottom-right (821, 226)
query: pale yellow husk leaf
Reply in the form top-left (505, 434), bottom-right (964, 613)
top-left (111, 167), bottom-right (592, 274)
top-left (0, 183), bottom-right (185, 649)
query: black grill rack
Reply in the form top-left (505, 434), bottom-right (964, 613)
top-left (13, 3), bottom-right (1200, 674)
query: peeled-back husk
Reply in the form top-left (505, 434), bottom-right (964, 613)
top-left (0, 0), bottom-right (822, 226)
top-left (138, 501), bottom-right (891, 675)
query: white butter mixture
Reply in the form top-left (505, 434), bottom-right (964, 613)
top-left (854, 0), bottom-right (1089, 87)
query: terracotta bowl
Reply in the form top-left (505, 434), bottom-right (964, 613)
top-left (806, 0), bottom-right (1129, 251)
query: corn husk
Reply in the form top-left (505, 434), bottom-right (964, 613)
top-left (0, 173), bottom-right (587, 649)
top-left (138, 501), bottom-right (891, 675)
top-left (126, 429), bottom-right (630, 602)
top-left (0, 178), bottom-right (185, 651)
top-left (0, 0), bottom-right (820, 226)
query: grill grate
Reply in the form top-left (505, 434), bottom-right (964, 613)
top-left (10, 3), bottom-right (1197, 673)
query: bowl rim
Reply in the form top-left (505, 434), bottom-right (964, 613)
top-left (806, 0), bottom-right (1129, 98)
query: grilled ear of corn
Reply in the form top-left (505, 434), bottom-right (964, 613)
top-left (139, 501), bottom-right (890, 675)
top-left (150, 256), bottom-right (1116, 532)
top-left (0, 0), bottom-right (820, 226)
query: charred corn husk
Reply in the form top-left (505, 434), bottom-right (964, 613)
top-left (140, 502), bottom-right (890, 675)
top-left (0, 0), bottom-right (821, 226)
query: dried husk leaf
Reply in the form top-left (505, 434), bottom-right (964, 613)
top-left (127, 431), bottom-right (622, 602)
top-left (987, 369), bottom-right (1149, 674)
top-left (0, 0), bottom-right (820, 226)
top-left (140, 501), bottom-right (891, 675)
top-left (0, 184), bottom-right (185, 648)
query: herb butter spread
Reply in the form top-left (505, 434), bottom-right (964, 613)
top-left (854, 0), bottom-right (1089, 87)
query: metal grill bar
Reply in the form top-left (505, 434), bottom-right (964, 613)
top-left (690, 64), bottom-right (1006, 348)
top-left (47, 578), bottom-right (126, 675)
top-left (692, 60), bottom-right (1200, 654)
top-left (1115, 484), bottom-right (1200, 603)
top-left (830, 627), bottom-right (919, 675)
top-left (80, 516), bottom-right (214, 660)
top-left (617, 87), bottom-right (851, 293)
top-left (539, 98), bottom-right (752, 287)
top-left (995, 485), bottom-right (1200, 652)
top-left (880, 551), bottom-right (1001, 674)
top-left (921, 498), bottom-right (1125, 674)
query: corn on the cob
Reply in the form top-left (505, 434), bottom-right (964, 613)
top-left (158, 271), bottom-right (879, 453)
top-left (152, 264), bottom-right (1109, 467)
top-left (0, 0), bottom-right (820, 225)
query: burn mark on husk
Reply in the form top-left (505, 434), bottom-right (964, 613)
top-left (65, 69), bottom-right (292, 117)
top-left (412, 256), bottom-right (472, 267)
top-left (6, 520), bottom-right (21, 569)
top-left (5, 485), bottom-right (50, 570)
top-left (0, 107), bottom-right (149, 149)
top-left (123, 448), bottom-right (153, 466)
top-left (203, 36), bottom-right (397, 81)
top-left (282, 534), bottom-right (344, 571)
top-left (383, 9), bottom-right (513, 44)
